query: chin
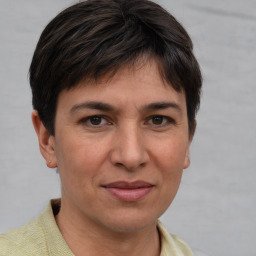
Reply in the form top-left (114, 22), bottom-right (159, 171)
top-left (100, 210), bottom-right (159, 233)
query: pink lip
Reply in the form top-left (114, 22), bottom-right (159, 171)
top-left (102, 181), bottom-right (153, 202)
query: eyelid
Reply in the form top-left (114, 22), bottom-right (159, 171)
top-left (145, 115), bottom-right (176, 127)
top-left (79, 115), bottom-right (112, 127)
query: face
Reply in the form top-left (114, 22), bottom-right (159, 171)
top-left (45, 60), bottom-right (192, 233)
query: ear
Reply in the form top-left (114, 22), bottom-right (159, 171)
top-left (31, 110), bottom-right (57, 168)
top-left (183, 120), bottom-right (197, 170)
top-left (183, 148), bottom-right (191, 170)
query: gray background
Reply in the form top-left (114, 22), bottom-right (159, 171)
top-left (0, 1), bottom-right (255, 256)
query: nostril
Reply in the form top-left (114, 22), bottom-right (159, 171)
top-left (113, 160), bottom-right (147, 172)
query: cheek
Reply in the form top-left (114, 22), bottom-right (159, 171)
top-left (54, 137), bottom-right (108, 205)
top-left (54, 134), bottom-right (109, 187)
top-left (152, 137), bottom-right (188, 198)
top-left (157, 144), bottom-right (185, 199)
top-left (153, 137), bottom-right (189, 172)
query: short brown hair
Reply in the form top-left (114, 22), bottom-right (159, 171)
top-left (29, 0), bottom-right (202, 135)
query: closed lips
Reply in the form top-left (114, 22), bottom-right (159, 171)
top-left (103, 181), bottom-right (153, 189)
top-left (102, 181), bottom-right (154, 202)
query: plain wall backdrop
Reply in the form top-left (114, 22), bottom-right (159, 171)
top-left (0, 1), bottom-right (255, 256)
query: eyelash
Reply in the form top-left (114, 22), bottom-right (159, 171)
top-left (145, 115), bottom-right (175, 127)
top-left (80, 115), bottom-right (111, 127)
top-left (79, 115), bottom-right (175, 128)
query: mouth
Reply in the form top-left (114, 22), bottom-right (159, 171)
top-left (102, 181), bottom-right (154, 202)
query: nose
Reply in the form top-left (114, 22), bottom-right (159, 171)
top-left (109, 124), bottom-right (149, 171)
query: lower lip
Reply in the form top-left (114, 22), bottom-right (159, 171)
top-left (104, 187), bottom-right (153, 202)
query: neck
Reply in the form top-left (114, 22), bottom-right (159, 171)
top-left (55, 199), bottom-right (161, 256)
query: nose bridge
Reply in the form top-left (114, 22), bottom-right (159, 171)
top-left (110, 121), bottom-right (148, 170)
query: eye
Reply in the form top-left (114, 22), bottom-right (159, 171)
top-left (147, 115), bottom-right (175, 127)
top-left (81, 115), bottom-right (110, 127)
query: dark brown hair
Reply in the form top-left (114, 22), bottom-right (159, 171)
top-left (29, 0), bottom-right (202, 135)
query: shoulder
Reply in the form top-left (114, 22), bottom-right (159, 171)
top-left (170, 234), bottom-right (194, 256)
top-left (0, 217), bottom-right (47, 256)
top-left (157, 221), bottom-right (212, 256)
top-left (0, 199), bottom-right (72, 256)
top-left (157, 221), bottom-right (194, 256)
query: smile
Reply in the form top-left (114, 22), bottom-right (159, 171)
top-left (102, 181), bottom-right (154, 202)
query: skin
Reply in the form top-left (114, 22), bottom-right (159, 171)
top-left (32, 59), bottom-right (193, 256)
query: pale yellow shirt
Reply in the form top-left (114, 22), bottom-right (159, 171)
top-left (0, 199), bottom-right (193, 256)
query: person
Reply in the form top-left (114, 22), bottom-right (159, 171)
top-left (0, 0), bottom-right (202, 255)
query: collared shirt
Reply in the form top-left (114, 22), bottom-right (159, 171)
top-left (0, 199), bottom-right (194, 256)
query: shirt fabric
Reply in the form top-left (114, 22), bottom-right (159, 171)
top-left (0, 199), bottom-right (194, 256)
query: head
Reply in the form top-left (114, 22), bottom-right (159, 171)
top-left (29, 0), bottom-right (202, 137)
top-left (30, 0), bottom-right (202, 234)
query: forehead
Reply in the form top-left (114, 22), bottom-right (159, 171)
top-left (58, 59), bottom-right (186, 112)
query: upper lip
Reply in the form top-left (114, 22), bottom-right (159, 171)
top-left (103, 181), bottom-right (153, 189)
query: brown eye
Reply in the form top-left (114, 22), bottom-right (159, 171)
top-left (89, 116), bottom-right (102, 125)
top-left (151, 116), bottom-right (164, 125)
top-left (79, 115), bottom-right (112, 129)
top-left (146, 115), bottom-right (174, 127)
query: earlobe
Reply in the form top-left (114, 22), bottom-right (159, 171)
top-left (31, 110), bottom-right (57, 168)
top-left (183, 119), bottom-right (196, 169)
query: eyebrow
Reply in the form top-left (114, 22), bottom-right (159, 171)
top-left (142, 102), bottom-right (182, 113)
top-left (70, 101), bottom-right (115, 113)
